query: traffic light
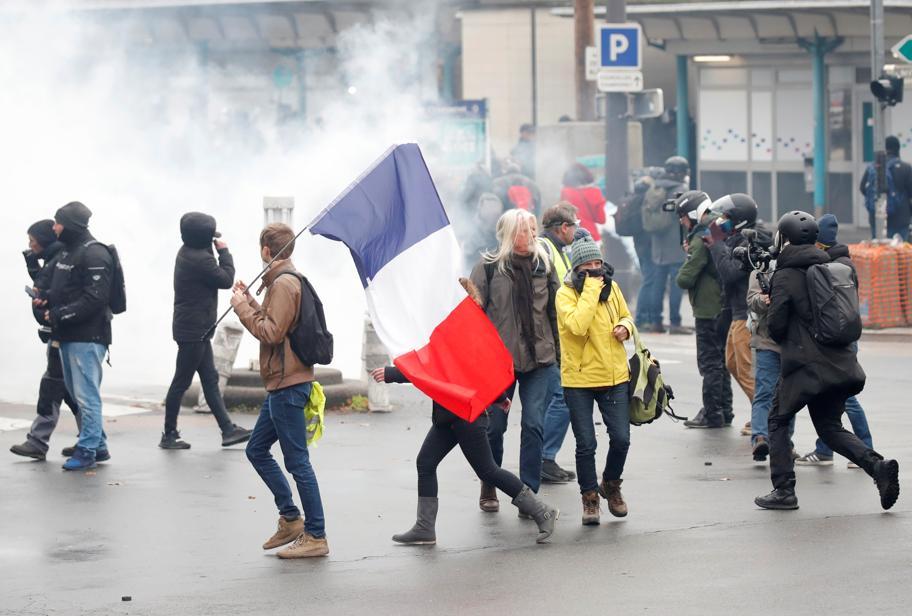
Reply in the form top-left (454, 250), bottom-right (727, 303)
top-left (870, 75), bottom-right (904, 106)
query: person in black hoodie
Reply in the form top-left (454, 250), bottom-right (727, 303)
top-left (755, 211), bottom-right (899, 511)
top-left (43, 202), bottom-right (113, 471)
top-left (9, 220), bottom-right (82, 461)
top-left (369, 279), bottom-right (558, 546)
top-left (160, 213), bottom-right (251, 449)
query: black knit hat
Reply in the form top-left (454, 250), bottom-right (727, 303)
top-left (54, 201), bottom-right (92, 232)
top-left (27, 219), bottom-right (57, 249)
top-left (886, 135), bottom-right (900, 155)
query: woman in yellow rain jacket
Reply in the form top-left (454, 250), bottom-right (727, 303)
top-left (556, 236), bottom-right (635, 526)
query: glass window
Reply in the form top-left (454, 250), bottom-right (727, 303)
top-left (776, 172), bottom-right (814, 215)
top-left (700, 68), bottom-right (748, 87)
top-left (778, 69), bottom-right (812, 84)
top-left (829, 88), bottom-right (852, 162)
top-left (751, 172), bottom-right (773, 223)
top-left (700, 171), bottom-right (748, 201)
top-left (827, 173), bottom-right (854, 224)
top-left (751, 69), bottom-right (774, 86)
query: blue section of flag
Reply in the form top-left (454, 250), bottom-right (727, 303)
top-left (309, 144), bottom-right (450, 287)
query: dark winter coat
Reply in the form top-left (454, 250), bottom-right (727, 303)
top-left (29, 241), bottom-right (64, 328)
top-left (172, 213), bottom-right (235, 342)
top-left (768, 243), bottom-right (865, 414)
top-left (676, 222), bottom-right (722, 319)
top-left (708, 233), bottom-right (751, 320)
top-left (642, 177), bottom-right (687, 266)
top-left (46, 229), bottom-right (114, 346)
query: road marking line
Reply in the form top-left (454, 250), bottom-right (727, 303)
top-left (0, 417), bottom-right (32, 432)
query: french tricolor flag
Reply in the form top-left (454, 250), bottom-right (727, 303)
top-left (309, 144), bottom-right (515, 422)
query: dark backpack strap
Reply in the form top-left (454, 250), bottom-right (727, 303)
top-left (483, 261), bottom-right (496, 312)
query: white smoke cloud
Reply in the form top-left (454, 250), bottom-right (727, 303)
top-left (0, 5), bottom-right (464, 403)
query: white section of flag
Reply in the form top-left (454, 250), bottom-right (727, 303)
top-left (365, 226), bottom-right (466, 357)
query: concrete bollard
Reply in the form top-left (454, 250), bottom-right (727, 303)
top-left (362, 315), bottom-right (392, 411)
top-left (194, 320), bottom-right (245, 413)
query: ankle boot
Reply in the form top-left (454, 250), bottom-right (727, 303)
top-left (512, 486), bottom-right (559, 543)
top-left (479, 482), bottom-right (499, 513)
top-left (392, 497), bottom-right (438, 545)
top-left (581, 490), bottom-right (600, 526)
top-left (754, 487), bottom-right (799, 510)
top-left (599, 479), bottom-right (628, 517)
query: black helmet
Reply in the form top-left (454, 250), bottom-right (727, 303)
top-left (664, 155), bottom-right (690, 178)
top-left (675, 190), bottom-right (712, 221)
top-left (777, 210), bottom-right (818, 246)
top-left (710, 193), bottom-right (758, 230)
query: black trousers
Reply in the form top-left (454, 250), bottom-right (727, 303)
top-left (164, 341), bottom-right (232, 434)
top-left (27, 344), bottom-right (80, 452)
top-left (417, 413), bottom-right (524, 499)
top-left (695, 317), bottom-right (729, 426)
top-left (769, 388), bottom-right (883, 490)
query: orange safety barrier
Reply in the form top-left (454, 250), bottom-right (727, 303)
top-left (849, 243), bottom-right (912, 329)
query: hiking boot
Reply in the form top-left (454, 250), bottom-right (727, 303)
top-left (740, 421), bottom-right (752, 436)
top-left (62, 444), bottom-right (110, 461)
top-left (795, 451), bottom-right (833, 466)
top-left (541, 459), bottom-right (574, 483)
top-left (581, 490), bottom-right (600, 525)
top-left (479, 482), bottom-right (499, 513)
top-left (512, 486), bottom-right (559, 543)
top-left (263, 516), bottom-right (304, 550)
top-left (62, 446), bottom-right (96, 471)
top-left (684, 411), bottom-right (722, 429)
top-left (392, 497), bottom-right (437, 545)
top-left (752, 436), bottom-right (770, 462)
top-left (10, 441), bottom-right (46, 461)
top-left (222, 424), bottom-right (252, 447)
top-left (668, 324), bottom-right (693, 335)
top-left (599, 479), bottom-right (628, 517)
top-left (159, 430), bottom-right (191, 450)
top-left (754, 487), bottom-right (799, 510)
top-left (873, 459), bottom-right (900, 510)
top-left (276, 532), bottom-right (329, 559)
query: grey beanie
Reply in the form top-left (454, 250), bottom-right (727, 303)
top-left (570, 237), bottom-right (602, 270)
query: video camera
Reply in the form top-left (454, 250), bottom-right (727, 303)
top-left (732, 228), bottom-right (776, 293)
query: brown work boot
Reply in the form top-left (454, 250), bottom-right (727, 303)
top-left (581, 490), bottom-right (600, 526)
top-left (276, 532), bottom-right (329, 559)
top-left (479, 482), bottom-right (499, 513)
top-left (262, 516), bottom-right (304, 550)
top-left (599, 479), bottom-right (628, 517)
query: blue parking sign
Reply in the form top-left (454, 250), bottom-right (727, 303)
top-left (599, 23), bottom-right (642, 70)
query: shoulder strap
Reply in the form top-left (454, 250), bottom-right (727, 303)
top-left (483, 261), bottom-right (496, 312)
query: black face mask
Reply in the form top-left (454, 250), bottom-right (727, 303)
top-left (573, 265), bottom-right (615, 302)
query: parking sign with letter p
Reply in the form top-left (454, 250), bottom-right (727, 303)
top-left (599, 23), bottom-right (642, 70)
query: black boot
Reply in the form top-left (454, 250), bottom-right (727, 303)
top-left (222, 425), bottom-right (252, 447)
top-left (10, 441), bottom-right (46, 461)
top-left (684, 408), bottom-right (722, 429)
top-left (541, 459), bottom-right (573, 483)
top-left (752, 436), bottom-right (770, 462)
top-left (754, 487), bottom-right (798, 510)
top-left (159, 430), bottom-right (191, 450)
top-left (873, 459), bottom-right (900, 510)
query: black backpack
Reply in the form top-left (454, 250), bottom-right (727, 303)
top-left (614, 191), bottom-right (645, 237)
top-left (86, 241), bottom-right (126, 315)
top-left (277, 272), bottom-right (334, 366)
top-left (806, 262), bottom-right (862, 346)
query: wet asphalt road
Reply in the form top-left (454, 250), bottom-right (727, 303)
top-left (1, 332), bottom-right (910, 616)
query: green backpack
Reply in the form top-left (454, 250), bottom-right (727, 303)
top-left (627, 325), bottom-right (687, 426)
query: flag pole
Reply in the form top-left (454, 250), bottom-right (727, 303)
top-left (201, 221), bottom-right (314, 341)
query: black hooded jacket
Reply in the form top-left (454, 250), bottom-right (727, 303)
top-left (173, 213), bottom-right (235, 342)
top-left (768, 243), bottom-right (865, 414)
top-left (46, 228), bottom-right (114, 346)
top-left (708, 227), bottom-right (772, 320)
top-left (30, 241), bottom-right (64, 327)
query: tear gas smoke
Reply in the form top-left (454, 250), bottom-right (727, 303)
top-left (0, 6), bottom-right (464, 403)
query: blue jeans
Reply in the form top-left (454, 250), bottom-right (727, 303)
top-left (815, 395), bottom-right (873, 457)
top-left (246, 383), bottom-right (326, 538)
top-left (59, 342), bottom-right (108, 454)
top-left (564, 383), bottom-right (631, 494)
top-left (487, 365), bottom-right (556, 493)
top-left (650, 262), bottom-right (684, 326)
top-left (634, 234), bottom-right (658, 325)
top-left (751, 349), bottom-right (780, 443)
top-left (541, 364), bottom-right (570, 461)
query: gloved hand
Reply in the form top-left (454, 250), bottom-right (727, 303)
top-left (599, 264), bottom-right (615, 302)
top-left (22, 249), bottom-right (40, 279)
top-left (573, 269), bottom-right (587, 293)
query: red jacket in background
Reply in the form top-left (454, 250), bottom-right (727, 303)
top-left (560, 185), bottom-right (607, 241)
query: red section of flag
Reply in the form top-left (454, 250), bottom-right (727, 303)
top-left (394, 296), bottom-right (515, 422)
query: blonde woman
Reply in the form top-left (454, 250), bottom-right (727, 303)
top-left (469, 209), bottom-right (561, 512)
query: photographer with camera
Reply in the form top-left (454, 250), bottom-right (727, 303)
top-left (9, 220), bottom-right (82, 461)
top-left (703, 193), bottom-right (759, 430)
top-left (672, 192), bottom-right (731, 429)
top-left (755, 211), bottom-right (899, 511)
